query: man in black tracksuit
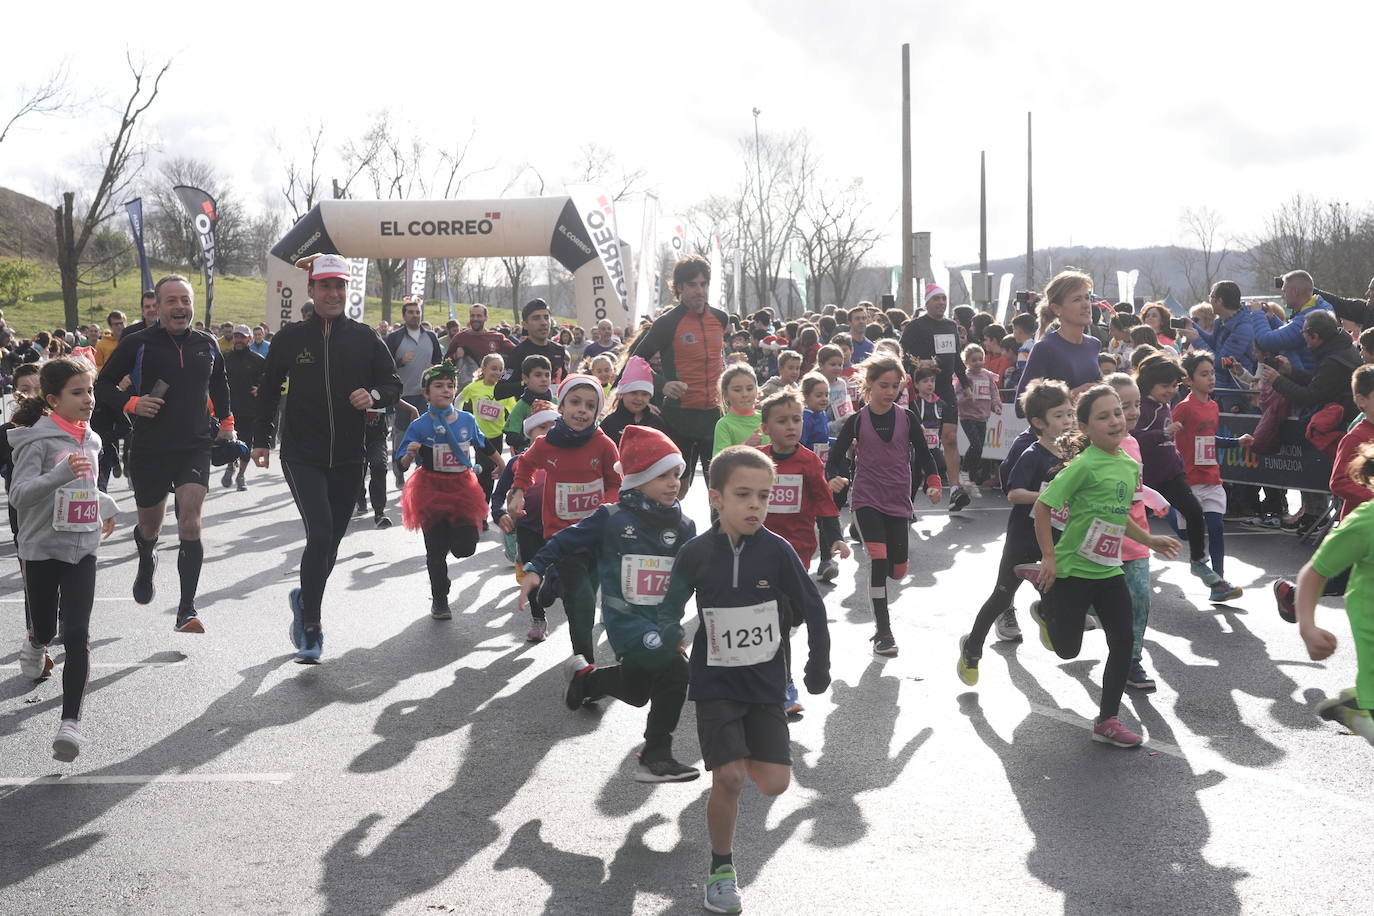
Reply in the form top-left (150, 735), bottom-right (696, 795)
top-left (900, 285), bottom-right (972, 511)
top-left (95, 275), bottom-right (235, 632)
top-left (222, 325), bottom-right (266, 491)
top-left (492, 298), bottom-right (569, 400)
top-left (252, 254), bottom-right (402, 663)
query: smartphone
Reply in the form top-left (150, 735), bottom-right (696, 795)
top-left (1274, 276), bottom-right (1284, 290)
top-left (149, 380), bottom-right (170, 399)
top-left (1169, 317), bottom-right (1190, 329)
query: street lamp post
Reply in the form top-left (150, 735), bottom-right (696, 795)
top-left (752, 106), bottom-right (763, 314)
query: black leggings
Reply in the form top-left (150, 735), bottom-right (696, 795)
top-left (855, 507), bottom-right (909, 636)
top-left (673, 434), bottom-right (712, 491)
top-left (516, 526), bottom-right (547, 620)
top-left (475, 450), bottom-right (499, 502)
top-left (283, 461), bottom-right (362, 626)
top-left (1153, 474), bottom-right (1207, 564)
top-left (360, 437), bottom-right (388, 515)
top-left (23, 555), bottom-right (96, 721)
top-left (584, 645), bottom-right (688, 758)
top-left (1041, 574), bottom-right (1133, 721)
top-left (423, 520), bottom-right (480, 599)
top-left (965, 547), bottom-right (1034, 659)
top-left (961, 419), bottom-right (987, 472)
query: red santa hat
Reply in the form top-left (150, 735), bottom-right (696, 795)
top-left (923, 283), bottom-right (947, 306)
top-left (616, 425), bottom-right (686, 491)
top-left (557, 373), bottom-right (605, 418)
top-left (523, 399), bottom-right (559, 436)
top-left (618, 356), bottom-right (655, 397)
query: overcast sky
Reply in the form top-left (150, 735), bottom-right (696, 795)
top-left (4, 0), bottom-right (1372, 272)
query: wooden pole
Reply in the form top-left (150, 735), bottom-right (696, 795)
top-left (1026, 111), bottom-right (1034, 292)
top-left (900, 44), bottom-right (914, 314)
top-left (979, 150), bottom-right (988, 309)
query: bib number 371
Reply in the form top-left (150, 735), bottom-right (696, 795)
top-left (702, 601), bottom-right (781, 667)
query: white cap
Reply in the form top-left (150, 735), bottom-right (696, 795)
top-left (233, 324), bottom-right (252, 337)
top-left (309, 254), bottom-right (350, 279)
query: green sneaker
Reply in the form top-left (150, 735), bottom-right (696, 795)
top-left (1028, 600), bottom-right (1055, 652)
top-left (1334, 705), bottom-right (1374, 745)
top-left (1316, 687), bottom-right (1359, 720)
top-left (957, 634), bottom-right (979, 687)
top-left (704, 864), bottom-right (742, 914)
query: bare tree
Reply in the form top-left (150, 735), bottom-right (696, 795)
top-left (1176, 206), bottom-right (1231, 302)
top-left (54, 55), bottom-right (169, 331)
top-left (569, 143), bottom-right (647, 202)
top-left (1245, 194), bottom-right (1374, 296)
top-left (345, 112), bottom-right (424, 322)
top-left (1137, 252), bottom-right (1173, 300)
top-left (278, 122), bottom-right (326, 221)
top-left (740, 130), bottom-right (816, 318)
top-left (797, 177), bottom-right (883, 309)
top-left (1, 61), bottom-right (73, 147)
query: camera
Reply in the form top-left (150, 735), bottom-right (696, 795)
top-left (1014, 290), bottom-right (1031, 304)
top-left (1274, 276), bottom-right (1284, 290)
top-left (1169, 317), bottom-right (1190, 329)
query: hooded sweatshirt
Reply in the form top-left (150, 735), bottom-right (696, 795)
top-left (9, 415), bottom-right (120, 563)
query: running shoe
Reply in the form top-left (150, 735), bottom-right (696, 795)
top-left (704, 864), bottom-right (743, 914)
top-left (526, 616), bottom-right (548, 642)
top-left (1332, 705), bottom-right (1374, 744)
top-left (236, 473), bottom-right (247, 492)
top-left (1190, 560), bottom-right (1223, 587)
top-left (355, 500), bottom-right (368, 516)
top-left (563, 654), bottom-right (593, 710)
top-left (288, 587), bottom-right (305, 650)
top-left (968, 485), bottom-right (981, 499)
top-left (1126, 661), bottom-right (1156, 690)
top-left (52, 719), bottom-right (84, 763)
top-left (18, 638), bottom-right (52, 680)
top-left (784, 680), bottom-right (804, 715)
top-left (374, 515), bottom-right (393, 529)
top-left (132, 532), bottom-right (157, 605)
top-left (871, 633), bottom-right (899, 657)
top-left (1273, 579), bottom-right (1297, 624)
top-left (296, 627), bottom-right (324, 664)
top-left (1209, 581), bottom-right (1243, 603)
top-left (221, 465), bottom-right (235, 489)
top-left (949, 488), bottom-right (972, 513)
top-left (957, 634), bottom-right (979, 687)
top-left (817, 558), bottom-right (839, 583)
top-left (635, 755), bottom-right (700, 783)
top-left (1092, 716), bottom-right (1144, 747)
top-left (1316, 687), bottom-right (1359, 721)
top-left (994, 608), bottom-right (1022, 642)
top-left (1242, 514), bottom-right (1281, 529)
top-left (1012, 562), bottom-right (1041, 584)
top-left (174, 608), bottom-right (205, 634)
top-left (430, 596), bottom-right (452, 620)
top-left (1028, 600), bottom-right (1055, 652)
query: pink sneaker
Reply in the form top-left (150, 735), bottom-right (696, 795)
top-left (1092, 716), bottom-right (1144, 747)
top-left (526, 617), bottom-right (548, 642)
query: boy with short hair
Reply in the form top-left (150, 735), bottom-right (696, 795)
top-left (758, 350), bottom-right (803, 401)
top-left (1007, 314), bottom-right (1038, 389)
top-left (517, 425), bottom-right (699, 782)
top-left (504, 354), bottom-right (555, 452)
top-left (656, 445), bottom-right (831, 914)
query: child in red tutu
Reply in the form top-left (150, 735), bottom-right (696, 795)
top-left (396, 360), bottom-right (503, 619)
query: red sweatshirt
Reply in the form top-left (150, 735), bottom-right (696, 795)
top-left (1331, 419), bottom-right (1374, 519)
top-left (512, 430), bottom-right (621, 537)
top-left (1172, 393), bottom-right (1229, 486)
top-left (759, 443), bottom-right (838, 566)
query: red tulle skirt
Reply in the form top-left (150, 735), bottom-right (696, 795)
top-left (401, 467), bottom-right (488, 532)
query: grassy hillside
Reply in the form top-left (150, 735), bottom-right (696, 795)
top-left (0, 264), bottom-right (469, 334)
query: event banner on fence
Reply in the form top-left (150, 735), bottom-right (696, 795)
top-left (955, 399), bottom-right (1030, 461)
top-left (1216, 414), bottom-right (1333, 493)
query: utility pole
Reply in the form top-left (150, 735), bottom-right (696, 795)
top-left (900, 44), bottom-right (913, 314)
top-left (979, 150), bottom-right (988, 310)
top-left (1026, 111), bottom-right (1034, 292)
top-left (752, 106), bottom-right (765, 313)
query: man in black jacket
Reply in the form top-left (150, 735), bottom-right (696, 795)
top-left (492, 299), bottom-right (568, 400)
top-left (221, 325), bottom-right (266, 492)
top-left (95, 275), bottom-right (236, 633)
top-left (1318, 278), bottom-right (1374, 330)
top-left (252, 254), bottom-right (403, 663)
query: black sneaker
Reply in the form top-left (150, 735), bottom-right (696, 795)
top-left (949, 488), bottom-right (972, 513)
top-left (430, 596), bottom-right (452, 620)
top-left (132, 531), bottom-right (158, 605)
top-left (236, 474), bottom-right (247, 492)
top-left (111, 455), bottom-right (122, 479)
top-left (562, 655), bottom-right (592, 710)
top-left (1126, 660), bottom-right (1156, 690)
top-left (871, 633), bottom-right (899, 657)
top-left (1273, 579), bottom-right (1297, 624)
top-left (221, 465), bottom-right (235, 489)
top-left (635, 755), bottom-right (700, 783)
top-left (174, 608), bottom-right (205, 634)
top-left (375, 515), bottom-right (393, 529)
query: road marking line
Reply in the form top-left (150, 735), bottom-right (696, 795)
top-left (0, 660), bottom-right (186, 669)
top-left (0, 772), bottom-right (293, 787)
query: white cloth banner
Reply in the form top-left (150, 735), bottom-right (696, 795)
top-left (955, 403), bottom-right (1030, 461)
top-left (708, 226), bottom-right (725, 312)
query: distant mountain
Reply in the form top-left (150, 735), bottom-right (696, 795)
top-left (0, 186), bottom-right (57, 262)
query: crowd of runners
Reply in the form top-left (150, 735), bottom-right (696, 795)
top-left (3, 252), bottom-right (1373, 914)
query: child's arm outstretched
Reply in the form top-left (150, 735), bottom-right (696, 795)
top-left (516, 506), bottom-right (607, 610)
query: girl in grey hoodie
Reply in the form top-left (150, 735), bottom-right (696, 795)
top-left (9, 357), bottom-right (119, 762)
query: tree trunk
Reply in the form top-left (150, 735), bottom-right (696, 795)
top-left (54, 193), bottom-right (81, 332)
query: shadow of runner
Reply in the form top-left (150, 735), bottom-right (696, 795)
top-left (317, 665), bottom-right (607, 916)
top-left (791, 660), bottom-right (930, 847)
top-left (959, 650), bottom-right (1244, 915)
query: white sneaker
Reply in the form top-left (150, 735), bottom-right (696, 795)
top-left (52, 719), bottom-right (84, 762)
top-left (968, 484), bottom-right (981, 499)
top-left (994, 608), bottom-right (1022, 642)
top-left (18, 639), bottom-right (52, 680)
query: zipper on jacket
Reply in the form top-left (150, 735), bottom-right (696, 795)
top-left (730, 535), bottom-right (743, 587)
top-left (322, 317), bottom-right (336, 468)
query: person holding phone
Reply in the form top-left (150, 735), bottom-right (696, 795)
top-left (95, 275), bottom-right (235, 633)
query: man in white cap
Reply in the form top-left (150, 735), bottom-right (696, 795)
top-left (900, 283), bottom-right (972, 511)
top-left (253, 253), bottom-right (403, 663)
top-left (222, 324), bottom-right (266, 491)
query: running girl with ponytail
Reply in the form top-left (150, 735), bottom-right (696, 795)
top-left (1029, 384), bottom-right (1181, 747)
top-left (826, 355), bottom-right (941, 657)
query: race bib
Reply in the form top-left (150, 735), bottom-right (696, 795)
top-left (621, 554), bottom-right (674, 605)
top-left (833, 394), bottom-right (854, 418)
top-left (1194, 435), bottom-right (1217, 466)
top-left (431, 443), bottom-right (466, 473)
top-left (924, 427), bottom-right (940, 449)
top-left (934, 333), bottom-right (957, 355)
top-left (702, 601), bottom-right (781, 667)
top-left (973, 379), bottom-right (992, 400)
top-left (53, 485), bottom-right (99, 533)
top-left (475, 398), bottom-right (503, 421)
top-left (1076, 517), bottom-right (1125, 567)
top-left (1040, 482), bottom-right (1069, 530)
top-left (768, 474), bottom-right (804, 515)
top-left (555, 480), bottom-right (603, 520)
top-left (813, 441), bottom-right (830, 462)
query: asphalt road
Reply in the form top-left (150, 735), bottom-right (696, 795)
top-left (0, 467), bottom-right (1368, 915)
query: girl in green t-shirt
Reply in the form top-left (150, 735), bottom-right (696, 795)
top-left (711, 364), bottom-right (770, 457)
top-left (458, 354), bottom-right (515, 501)
top-left (1031, 385), bottom-right (1181, 748)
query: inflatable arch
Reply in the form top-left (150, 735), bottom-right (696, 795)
top-left (263, 194), bottom-right (630, 331)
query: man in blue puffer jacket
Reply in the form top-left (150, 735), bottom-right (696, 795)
top-left (1255, 270), bottom-right (1335, 374)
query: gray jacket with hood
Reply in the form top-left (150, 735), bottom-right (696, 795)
top-left (9, 416), bottom-right (120, 563)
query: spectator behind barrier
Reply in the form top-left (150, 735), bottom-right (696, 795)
top-left (1258, 309), bottom-right (1360, 423)
top-left (1317, 276), bottom-right (1374, 330)
top-left (1255, 270), bottom-right (1335, 374)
